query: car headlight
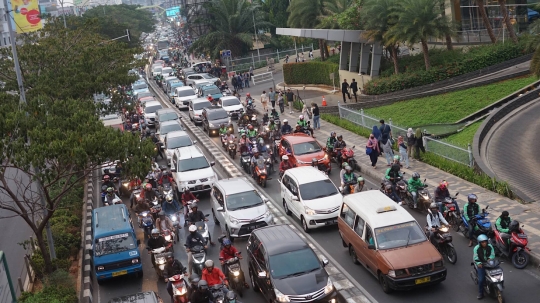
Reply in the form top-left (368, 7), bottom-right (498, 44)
top-left (434, 260), bottom-right (444, 268)
top-left (324, 277), bottom-right (334, 294)
top-left (274, 288), bottom-right (290, 303)
top-left (209, 123), bottom-right (215, 128)
top-left (132, 258), bottom-right (139, 264)
top-left (97, 266), bottom-right (104, 271)
top-left (304, 206), bottom-right (316, 216)
top-left (229, 216), bottom-right (239, 225)
top-left (388, 270), bottom-right (396, 278)
top-left (387, 269), bottom-right (405, 277)
top-left (233, 271), bottom-right (240, 277)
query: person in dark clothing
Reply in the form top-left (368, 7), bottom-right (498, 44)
top-left (187, 202), bottom-right (215, 245)
top-left (379, 119), bottom-right (393, 140)
top-left (414, 128), bottom-right (425, 159)
top-left (147, 228), bottom-right (167, 267)
top-left (164, 255), bottom-right (187, 300)
top-left (341, 79), bottom-right (351, 103)
top-left (151, 133), bottom-right (164, 160)
top-left (186, 225), bottom-right (208, 275)
top-left (350, 79), bottom-right (358, 102)
top-left (190, 280), bottom-right (214, 303)
top-left (286, 89), bottom-right (294, 114)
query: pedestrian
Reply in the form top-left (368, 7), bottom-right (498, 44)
top-left (285, 55), bottom-right (289, 63)
top-left (268, 88), bottom-right (276, 109)
top-left (341, 79), bottom-right (351, 103)
top-left (300, 53), bottom-right (305, 62)
top-left (381, 133), bottom-right (394, 166)
top-left (231, 74), bottom-right (237, 91)
top-left (286, 89), bottom-right (294, 114)
top-left (237, 74), bottom-right (244, 91)
top-left (379, 119), bottom-right (393, 140)
top-left (350, 79), bottom-right (358, 102)
top-left (244, 72), bottom-right (250, 88)
top-left (302, 103), bottom-right (312, 124)
top-left (249, 66), bottom-right (254, 77)
top-left (366, 133), bottom-right (380, 169)
top-left (260, 90), bottom-right (268, 112)
top-left (309, 50), bottom-right (313, 60)
top-left (414, 128), bottom-right (426, 159)
top-left (406, 128), bottom-right (416, 160)
top-left (398, 136), bottom-right (410, 168)
top-left (311, 103), bottom-right (320, 130)
top-left (372, 125), bottom-right (382, 153)
top-left (277, 92), bottom-right (285, 113)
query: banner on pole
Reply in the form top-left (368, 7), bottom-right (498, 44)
top-left (9, 0), bottom-right (43, 34)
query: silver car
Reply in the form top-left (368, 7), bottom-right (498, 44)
top-left (157, 120), bottom-right (184, 145)
top-left (163, 131), bottom-right (195, 164)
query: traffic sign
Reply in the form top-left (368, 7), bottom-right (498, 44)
top-left (221, 50), bottom-right (231, 57)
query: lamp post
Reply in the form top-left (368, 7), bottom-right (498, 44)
top-left (251, 7), bottom-right (261, 65)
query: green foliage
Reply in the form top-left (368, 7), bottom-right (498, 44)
top-left (365, 40), bottom-right (533, 95)
top-left (19, 279), bottom-right (77, 303)
top-left (283, 61), bottom-right (339, 86)
top-left (442, 120), bottom-right (484, 148)
top-left (364, 76), bottom-right (536, 126)
top-left (287, 0), bottom-right (324, 28)
top-left (336, 0), bottom-right (363, 30)
top-left (257, 0), bottom-right (290, 35)
top-left (321, 113), bottom-right (373, 138)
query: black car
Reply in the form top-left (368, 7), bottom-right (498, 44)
top-left (201, 106), bottom-right (232, 137)
top-left (247, 225), bottom-right (337, 303)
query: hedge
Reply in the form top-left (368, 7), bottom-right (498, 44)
top-left (364, 40), bottom-right (534, 95)
top-left (20, 271), bottom-right (77, 303)
top-left (283, 61), bottom-right (339, 86)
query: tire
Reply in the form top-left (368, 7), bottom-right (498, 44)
top-left (452, 216), bottom-right (461, 232)
top-left (496, 288), bottom-right (504, 303)
top-left (97, 279), bottom-right (104, 285)
top-left (212, 209), bottom-right (220, 225)
top-left (349, 246), bottom-right (359, 264)
top-left (249, 269), bottom-right (260, 293)
top-left (512, 250), bottom-right (529, 269)
top-left (235, 283), bottom-right (244, 297)
top-left (301, 216), bottom-right (310, 233)
top-left (283, 199), bottom-right (292, 215)
top-left (379, 272), bottom-right (392, 294)
top-left (445, 245), bottom-right (458, 264)
top-left (261, 178), bottom-right (267, 188)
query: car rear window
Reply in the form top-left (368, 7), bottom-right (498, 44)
top-left (292, 141), bottom-right (322, 155)
top-left (194, 101), bottom-right (212, 110)
top-left (208, 110), bottom-right (228, 120)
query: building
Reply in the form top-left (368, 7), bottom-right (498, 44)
top-left (0, 0), bottom-right (11, 47)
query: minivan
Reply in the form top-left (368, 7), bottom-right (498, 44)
top-left (201, 106), bottom-right (232, 136)
top-left (338, 190), bottom-right (446, 293)
top-left (188, 98), bottom-right (212, 125)
top-left (247, 225), bottom-right (337, 303)
top-left (175, 86), bottom-right (198, 110)
top-left (144, 101), bottom-right (163, 126)
top-left (92, 204), bottom-right (142, 284)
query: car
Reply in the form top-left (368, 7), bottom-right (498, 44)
top-left (277, 133), bottom-right (331, 173)
top-left (191, 61), bottom-right (212, 71)
top-left (174, 86), bottom-right (198, 110)
top-left (107, 291), bottom-right (162, 303)
top-left (167, 81), bottom-right (184, 102)
top-left (155, 108), bottom-right (179, 128)
top-left (143, 101), bottom-right (163, 126)
top-left (132, 81), bottom-right (149, 96)
top-left (161, 67), bottom-right (174, 77)
top-left (181, 67), bottom-right (195, 79)
top-left (201, 106), bottom-right (232, 136)
top-left (185, 73), bottom-right (219, 87)
top-left (211, 178), bottom-right (273, 239)
top-left (338, 190), bottom-right (447, 293)
top-left (247, 225), bottom-right (337, 303)
top-left (218, 96), bottom-right (243, 119)
top-left (188, 98), bottom-right (212, 125)
top-left (156, 120), bottom-right (184, 145)
top-left (163, 130), bottom-right (195, 163)
top-left (151, 66), bottom-right (162, 79)
top-left (136, 92), bottom-right (154, 101)
top-left (191, 79), bottom-right (213, 92)
top-left (162, 76), bottom-right (178, 93)
top-left (197, 84), bottom-right (223, 101)
top-left (170, 145), bottom-right (217, 194)
top-left (279, 166), bottom-right (342, 232)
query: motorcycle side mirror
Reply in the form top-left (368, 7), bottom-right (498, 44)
top-left (258, 271), bottom-right (267, 278)
top-left (368, 244), bottom-right (376, 250)
top-left (470, 262), bottom-right (475, 266)
top-left (193, 140), bottom-right (197, 144)
top-left (320, 257), bottom-right (329, 267)
top-left (217, 207), bottom-right (224, 212)
top-left (205, 214), bottom-right (210, 217)
top-left (210, 161), bottom-right (215, 166)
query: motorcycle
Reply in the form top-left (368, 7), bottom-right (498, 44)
top-left (341, 146), bottom-right (357, 171)
top-left (168, 212), bottom-right (181, 242)
top-left (151, 247), bottom-right (171, 278)
top-left (492, 223), bottom-right (530, 269)
top-left (187, 218), bottom-right (210, 245)
top-left (456, 206), bottom-right (493, 243)
top-left (406, 180), bottom-right (431, 211)
top-left (210, 284), bottom-right (226, 303)
top-left (138, 211), bottom-right (154, 239)
top-left (104, 196), bottom-right (122, 206)
top-left (221, 134), bottom-right (228, 149)
top-left (160, 182), bottom-right (175, 201)
top-left (222, 256), bottom-right (245, 297)
top-left (442, 193), bottom-right (460, 226)
top-left (228, 140), bottom-right (237, 159)
top-left (429, 225), bottom-right (457, 264)
top-left (240, 149), bottom-right (251, 173)
top-left (150, 197), bottom-right (162, 221)
top-left (169, 274), bottom-right (190, 303)
top-left (339, 181), bottom-right (356, 195)
top-left (162, 229), bottom-right (175, 253)
top-left (470, 259), bottom-right (504, 303)
top-left (131, 186), bottom-right (142, 206)
top-left (185, 244), bottom-right (207, 276)
top-left (253, 158), bottom-right (268, 188)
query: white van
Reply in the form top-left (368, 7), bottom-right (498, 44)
top-left (188, 97), bottom-right (212, 125)
top-left (174, 86), bottom-right (198, 110)
top-left (143, 101), bottom-right (163, 126)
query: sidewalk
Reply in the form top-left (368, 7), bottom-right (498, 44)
top-left (278, 108), bottom-right (540, 267)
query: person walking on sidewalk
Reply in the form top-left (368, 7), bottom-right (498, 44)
top-left (414, 128), bottom-right (426, 159)
top-left (381, 134), bottom-right (394, 166)
top-left (244, 72), bottom-right (250, 88)
top-left (406, 128), bottom-right (416, 160)
top-left (277, 92), bottom-right (285, 113)
top-left (260, 90), bottom-right (269, 112)
top-left (302, 104), bottom-right (312, 125)
top-left (397, 136), bottom-right (410, 168)
top-left (366, 133), bottom-right (380, 168)
top-left (350, 79), bottom-right (358, 102)
top-left (311, 103), bottom-right (320, 130)
top-left (379, 119), bottom-right (393, 140)
top-left (286, 89), bottom-right (294, 114)
top-left (341, 79), bottom-right (351, 103)
top-left (268, 88), bottom-right (277, 109)
top-left (372, 125), bottom-right (382, 154)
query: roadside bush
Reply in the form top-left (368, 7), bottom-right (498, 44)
top-left (365, 40), bottom-right (533, 95)
top-left (283, 61), bottom-right (339, 86)
top-left (19, 270), bottom-right (77, 303)
top-left (321, 114), bottom-right (372, 138)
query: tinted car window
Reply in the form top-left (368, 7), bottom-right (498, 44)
top-left (166, 136), bottom-right (192, 149)
top-left (222, 98), bottom-right (241, 106)
top-left (194, 101), bottom-right (212, 110)
top-left (133, 83), bottom-right (147, 90)
top-left (94, 233), bottom-right (136, 256)
top-left (299, 179), bottom-right (338, 200)
top-left (204, 87), bottom-right (221, 95)
top-left (208, 110), bottom-right (228, 120)
top-left (268, 248), bottom-right (321, 279)
top-left (292, 141), bottom-right (322, 155)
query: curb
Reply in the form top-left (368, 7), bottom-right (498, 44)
top-left (80, 172), bottom-right (95, 303)
top-left (276, 81), bottom-right (334, 94)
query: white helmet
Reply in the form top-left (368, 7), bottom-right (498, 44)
top-left (205, 260), bottom-right (214, 268)
top-left (188, 225), bottom-right (197, 232)
top-left (252, 148), bottom-right (259, 153)
top-left (282, 155), bottom-right (289, 161)
top-left (299, 115), bottom-right (304, 120)
top-left (166, 193), bottom-right (173, 202)
top-left (283, 119), bottom-right (288, 123)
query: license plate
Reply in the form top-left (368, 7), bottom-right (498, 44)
top-left (196, 185), bottom-right (203, 190)
top-left (326, 220), bottom-right (337, 225)
top-left (112, 270), bottom-right (128, 277)
top-left (415, 276), bottom-right (431, 284)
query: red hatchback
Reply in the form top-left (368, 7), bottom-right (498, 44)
top-left (277, 133), bottom-right (331, 173)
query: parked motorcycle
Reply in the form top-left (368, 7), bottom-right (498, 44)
top-left (253, 158), bottom-right (268, 187)
top-left (169, 274), bottom-right (190, 303)
top-left (341, 146), bottom-right (357, 171)
top-left (186, 244), bottom-right (207, 276)
top-left (222, 256), bottom-right (245, 297)
top-left (457, 206), bottom-right (493, 243)
top-left (470, 259), bottom-right (504, 303)
top-left (138, 211), bottom-right (154, 239)
top-left (492, 222), bottom-right (530, 269)
top-left (228, 140), bottom-right (237, 159)
top-left (429, 225), bottom-right (457, 264)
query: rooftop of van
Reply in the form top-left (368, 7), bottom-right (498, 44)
top-left (216, 178), bottom-right (254, 195)
top-left (253, 225), bottom-right (308, 256)
top-left (343, 190), bottom-right (415, 229)
top-left (175, 145), bottom-right (204, 160)
top-left (176, 86), bottom-right (195, 92)
top-left (92, 204), bottom-right (132, 238)
top-left (191, 97), bottom-right (211, 104)
top-left (286, 166), bottom-right (328, 183)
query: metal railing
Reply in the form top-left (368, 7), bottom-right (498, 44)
top-left (14, 237), bottom-right (36, 297)
top-left (229, 44), bottom-right (315, 73)
top-left (427, 28), bottom-right (514, 44)
top-left (338, 104), bottom-right (474, 167)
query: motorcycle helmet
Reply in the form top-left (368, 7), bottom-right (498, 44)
top-left (190, 273), bottom-right (200, 284)
top-left (337, 135), bottom-right (343, 140)
top-left (312, 158), bottom-right (318, 165)
top-left (226, 291), bottom-right (237, 302)
top-left (160, 165), bottom-right (167, 171)
top-left (246, 92), bottom-right (251, 97)
top-left (393, 155), bottom-right (400, 162)
top-left (299, 115), bottom-right (304, 120)
top-left (204, 260), bottom-right (214, 269)
top-left (412, 172), bottom-right (420, 180)
top-left (384, 183), bottom-right (393, 191)
top-left (345, 165), bottom-right (352, 172)
top-left (509, 220), bottom-right (520, 232)
top-left (357, 177), bottom-right (364, 184)
top-left (222, 238), bottom-right (232, 247)
top-left (145, 183), bottom-right (153, 190)
top-left (151, 228), bottom-right (160, 239)
top-left (158, 210), bottom-right (166, 217)
top-left (188, 225), bottom-right (197, 232)
top-left (429, 202), bottom-right (438, 211)
top-left (107, 187), bottom-right (114, 193)
top-left (252, 148), bottom-right (258, 153)
top-left (241, 133), bottom-right (246, 138)
top-left (251, 116), bottom-right (257, 121)
top-left (283, 119), bottom-right (288, 123)
top-left (282, 155), bottom-right (289, 161)
top-left (342, 162), bottom-right (349, 169)
top-left (166, 193), bottom-right (173, 202)
top-left (220, 123), bottom-right (225, 128)
top-left (468, 194), bottom-right (478, 203)
top-left (198, 279), bottom-right (208, 290)
top-left (439, 180), bottom-right (448, 190)
top-left (191, 202), bottom-right (198, 209)
top-left (248, 125), bottom-right (254, 130)
top-left (104, 175), bottom-right (110, 181)
top-left (477, 234), bottom-right (488, 243)
top-left (269, 119), bottom-right (274, 124)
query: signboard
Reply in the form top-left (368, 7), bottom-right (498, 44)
top-left (0, 252), bottom-right (16, 303)
top-left (165, 6), bottom-right (180, 17)
top-left (8, 0), bottom-right (43, 33)
top-left (221, 50), bottom-right (231, 57)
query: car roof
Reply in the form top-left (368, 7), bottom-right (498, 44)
top-left (166, 130), bottom-right (189, 139)
top-left (140, 96), bottom-right (156, 101)
top-left (203, 106), bottom-right (226, 113)
top-left (253, 225), bottom-right (308, 256)
top-left (216, 178), bottom-right (254, 195)
top-left (108, 291), bottom-right (159, 303)
top-left (201, 84), bottom-right (218, 89)
top-left (162, 66), bottom-right (173, 70)
top-left (283, 133), bottom-right (317, 144)
top-left (145, 101), bottom-right (162, 107)
top-left (343, 190), bottom-right (415, 229)
top-left (175, 145), bottom-right (204, 160)
top-left (191, 97), bottom-right (211, 104)
top-left (220, 96), bottom-right (240, 102)
top-left (160, 120), bottom-right (181, 127)
top-left (285, 166), bottom-right (328, 183)
top-left (156, 108), bottom-right (176, 114)
top-left (176, 86), bottom-right (194, 91)
top-left (92, 204), bottom-right (131, 236)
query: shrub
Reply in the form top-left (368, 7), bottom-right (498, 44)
top-left (321, 114), bottom-right (372, 138)
top-left (283, 61), bottom-right (339, 86)
top-left (19, 284), bottom-right (77, 303)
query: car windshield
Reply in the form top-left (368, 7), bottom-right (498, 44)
top-left (208, 110), bottom-right (228, 120)
top-left (292, 141), bottom-right (322, 155)
top-left (201, 74), bottom-right (214, 79)
top-left (160, 123), bottom-right (183, 135)
top-left (194, 101), bottom-right (212, 110)
top-left (375, 221), bottom-right (426, 250)
top-left (268, 248), bottom-right (321, 279)
top-left (137, 92), bottom-right (152, 99)
top-left (94, 233), bottom-right (136, 257)
top-left (222, 98), bottom-right (241, 106)
top-left (226, 191), bottom-right (263, 211)
top-left (178, 156), bottom-right (209, 172)
top-left (204, 87), bottom-right (221, 95)
top-left (159, 112), bottom-right (178, 122)
top-left (167, 136), bottom-right (192, 149)
top-left (299, 179), bottom-right (339, 200)
top-left (145, 105), bottom-right (162, 114)
top-left (178, 90), bottom-right (196, 97)
top-left (133, 83), bottom-right (147, 90)
top-left (163, 68), bottom-right (173, 73)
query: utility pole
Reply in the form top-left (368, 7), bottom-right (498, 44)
top-left (3, 0), bottom-right (56, 260)
top-left (251, 8), bottom-right (260, 64)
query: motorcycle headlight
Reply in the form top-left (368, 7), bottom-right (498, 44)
top-left (439, 226), bottom-right (449, 233)
top-left (165, 235), bottom-right (172, 241)
top-left (229, 216), bottom-right (239, 225)
top-left (304, 206), bottom-right (316, 216)
top-left (233, 271), bottom-right (240, 277)
top-left (209, 123), bottom-right (215, 128)
top-left (142, 212), bottom-right (148, 217)
top-left (324, 278), bottom-right (334, 294)
top-left (135, 193), bottom-right (141, 199)
top-left (157, 258), bottom-right (166, 265)
top-left (123, 182), bottom-right (129, 188)
top-left (274, 288), bottom-right (290, 303)
top-left (171, 215), bottom-right (178, 222)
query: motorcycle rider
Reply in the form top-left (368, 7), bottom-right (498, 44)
top-left (104, 187), bottom-right (116, 205)
top-left (293, 124), bottom-right (304, 134)
top-left (151, 133), bottom-right (165, 160)
top-left (187, 202), bottom-right (215, 245)
top-left (383, 183), bottom-right (401, 205)
top-left (434, 180), bottom-right (461, 215)
top-left (128, 177), bottom-right (142, 208)
top-left (224, 130), bottom-right (236, 143)
top-left (342, 166), bottom-right (357, 195)
top-left (426, 202), bottom-right (449, 247)
top-left (250, 149), bottom-right (264, 179)
top-left (190, 280), bottom-right (214, 303)
top-left (186, 225), bottom-right (208, 275)
top-left (354, 177), bottom-right (365, 193)
top-left (141, 183), bottom-right (159, 204)
top-left (270, 108), bottom-right (279, 120)
top-left (181, 187), bottom-right (199, 223)
top-left (238, 133), bottom-right (252, 154)
top-left (326, 132), bottom-right (337, 156)
top-left (134, 197), bottom-right (151, 214)
top-left (495, 211), bottom-right (512, 247)
top-left (407, 172), bottom-right (426, 209)
top-left (297, 115), bottom-right (314, 137)
top-left (333, 135), bottom-right (347, 167)
top-left (102, 175), bottom-right (116, 191)
top-left (164, 255), bottom-right (188, 301)
top-left (279, 155), bottom-right (295, 177)
top-left (202, 260), bottom-right (229, 296)
top-left (464, 194), bottom-right (480, 247)
top-left (219, 238), bottom-right (249, 288)
top-left (267, 118), bottom-right (278, 132)
top-left (280, 119), bottom-right (292, 134)
top-left (147, 228), bottom-right (168, 267)
top-left (163, 193), bottom-right (182, 216)
top-left (219, 123), bottom-right (228, 136)
top-left (246, 125), bottom-right (257, 139)
top-left (158, 170), bottom-right (175, 187)
top-left (473, 234), bottom-right (495, 300)
top-left (157, 211), bottom-right (176, 236)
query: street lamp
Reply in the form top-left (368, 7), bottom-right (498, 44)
top-left (251, 6), bottom-right (261, 65)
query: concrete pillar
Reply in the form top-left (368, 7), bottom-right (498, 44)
top-left (359, 43), bottom-right (370, 75)
top-left (370, 42), bottom-right (383, 78)
top-left (339, 41), bottom-right (351, 71)
top-left (349, 42), bottom-right (360, 73)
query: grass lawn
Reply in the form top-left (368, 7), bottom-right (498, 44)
top-left (442, 120), bottom-right (484, 148)
top-left (363, 75), bottom-right (537, 127)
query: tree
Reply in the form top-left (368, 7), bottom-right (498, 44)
top-left (336, 0), bottom-right (363, 30)
top-left (257, 0), bottom-right (290, 36)
top-left (497, 0), bottom-right (518, 43)
top-left (387, 0), bottom-right (455, 71)
top-left (189, 0), bottom-right (272, 59)
top-left (476, 0), bottom-right (497, 43)
top-left (527, 19), bottom-right (540, 76)
top-left (287, 0), bottom-right (329, 60)
top-left (318, 0), bottom-right (354, 29)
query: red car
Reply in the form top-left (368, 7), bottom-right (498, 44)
top-left (277, 133), bottom-right (331, 173)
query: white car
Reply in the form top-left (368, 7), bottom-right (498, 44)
top-left (218, 96), bottom-right (244, 119)
top-left (188, 98), bottom-right (212, 125)
top-left (161, 67), bottom-right (174, 77)
top-left (174, 86), bottom-right (198, 110)
top-left (163, 131), bottom-right (195, 164)
top-left (185, 73), bottom-right (219, 87)
top-left (211, 178), bottom-right (273, 239)
top-left (157, 120), bottom-right (184, 145)
top-left (280, 166), bottom-right (342, 232)
top-left (143, 101), bottom-right (163, 126)
top-left (170, 145), bottom-right (217, 194)
top-left (152, 66), bottom-right (162, 79)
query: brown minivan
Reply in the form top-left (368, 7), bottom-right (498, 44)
top-left (338, 190), bottom-right (447, 293)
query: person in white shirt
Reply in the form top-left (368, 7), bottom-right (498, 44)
top-left (426, 202), bottom-right (449, 247)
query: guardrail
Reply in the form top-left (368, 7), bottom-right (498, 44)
top-left (13, 238), bottom-right (35, 297)
top-left (252, 72), bottom-right (274, 86)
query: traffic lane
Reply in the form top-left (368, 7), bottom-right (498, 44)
top-left (205, 134), bottom-right (540, 303)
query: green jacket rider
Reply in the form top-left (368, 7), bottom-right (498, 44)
top-left (407, 176), bottom-right (424, 192)
top-left (297, 119), bottom-right (308, 127)
top-left (219, 125), bottom-right (228, 135)
top-left (247, 129), bottom-right (257, 138)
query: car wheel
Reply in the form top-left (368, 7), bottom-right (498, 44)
top-left (301, 216), bottom-right (310, 233)
top-left (249, 269), bottom-right (260, 293)
top-left (283, 199), bottom-right (292, 216)
top-left (212, 209), bottom-right (220, 225)
top-left (379, 272), bottom-right (393, 294)
top-left (349, 246), bottom-right (359, 264)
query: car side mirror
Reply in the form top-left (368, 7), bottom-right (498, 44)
top-left (210, 161), bottom-right (215, 166)
top-left (137, 239), bottom-right (141, 246)
top-left (368, 244), bottom-right (376, 250)
top-left (292, 196), bottom-right (299, 201)
top-left (320, 257), bottom-right (329, 267)
top-left (170, 167), bottom-right (176, 172)
top-left (217, 207), bottom-right (224, 212)
top-left (193, 140), bottom-right (197, 144)
top-left (258, 271), bottom-right (267, 278)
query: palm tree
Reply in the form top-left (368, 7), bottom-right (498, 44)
top-left (387, 0), bottom-right (455, 71)
top-left (498, 0), bottom-right (518, 43)
top-left (527, 20), bottom-right (540, 76)
top-left (287, 0), bottom-right (330, 60)
top-left (361, 0), bottom-right (400, 74)
top-left (189, 0), bottom-right (272, 58)
top-left (476, 0), bottom-right (497, 43)
top-left (318, 0), bottom-right (353, 29)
